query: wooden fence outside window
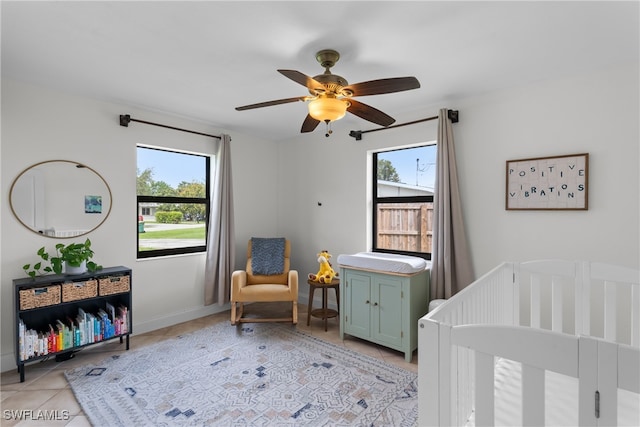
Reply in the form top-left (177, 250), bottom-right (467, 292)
top-left (376, 203), bottom-right (433, 253)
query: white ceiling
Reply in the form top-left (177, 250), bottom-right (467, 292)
top-left (2, 1), bottom-right (638, 141)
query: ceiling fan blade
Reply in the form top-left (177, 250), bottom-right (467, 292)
top-left (278, 69), bottom-right (325, 93)
top-left (235, 96), bottom-right (306, 111)
top-left (301, 114), bottom-right (321, 133)
top-left (347, 99), bottom-right (396, 127)
top-left (344, 77), bottom-right (420, 97)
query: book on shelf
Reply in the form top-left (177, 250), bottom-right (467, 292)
top-left (118, 305), bottom-right (129, 334)
top-left (17, 301), bottom-right (130, 362)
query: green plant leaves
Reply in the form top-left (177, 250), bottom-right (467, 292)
top-left (23, 239), bottom-right (101, 277)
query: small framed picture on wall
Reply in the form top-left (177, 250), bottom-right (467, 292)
top-left (506, 153), bottom-right (589, 210)
top-left (85, 195), bottom-right (103, 214)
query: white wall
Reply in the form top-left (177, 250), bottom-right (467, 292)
top-left (455, 63), bottom-right (639, 274)
top-left (0, 79), bottom-right (280, 371)
top-left (279, 62), bottom-right (640, 281)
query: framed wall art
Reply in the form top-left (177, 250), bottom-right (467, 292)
top-left (84, 195), bottom-right (103, 214)
top-left (506, 153), bottom-right (588, 210)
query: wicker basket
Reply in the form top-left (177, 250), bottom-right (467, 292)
top-left (62, 280), bottom-right (98, 302)
top-left (19, 285), bottom-right (61, 310)
top-left (99, 274), bottom-right (131, 296)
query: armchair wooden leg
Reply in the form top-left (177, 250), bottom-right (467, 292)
top-left (238, 302), bottom-right (244, 319)
top-left (231, 302), bottom-right (244, 325)
top-left (230, 302), bottom-right (237, 325)
top-left (292, 301), bottom-right (298, 325)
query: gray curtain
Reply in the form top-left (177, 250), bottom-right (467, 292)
top-left (430, 109), bottom-right (474, 300)
top-left (204, 134), bottom-right (235, 306)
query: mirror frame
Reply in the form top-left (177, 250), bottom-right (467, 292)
top-left (9, 160), bottom-right (113, 238)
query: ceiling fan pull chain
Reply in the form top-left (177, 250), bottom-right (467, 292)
top-left (325, 121), bottom-right (333, 138)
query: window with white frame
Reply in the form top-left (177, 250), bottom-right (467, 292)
top-left (372, 144), bottom-right (436, 259)
top-left (136, 146), bottom-right (211, 258)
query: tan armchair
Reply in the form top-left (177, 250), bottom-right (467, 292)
top-left (230, 238), bottom-right (298, 325)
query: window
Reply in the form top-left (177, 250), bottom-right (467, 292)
top-left (136, 146), bottom-right (211, 258)
top-left (372, 144), bottom-right (436, 259)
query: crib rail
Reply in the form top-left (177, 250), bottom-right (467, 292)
top-left (450, 325), bottom-right (639, 426)
top-left (425, 262), bottom-right (516, 327)
top-left (419, 260), bottom-right (640, 426)
top-left (419, 262), bottom-right (516, 426)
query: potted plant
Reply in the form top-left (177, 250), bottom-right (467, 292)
top-left (23, 238), bottom-right (102, 278)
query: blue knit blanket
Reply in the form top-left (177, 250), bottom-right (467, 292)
top-left (251, 237), bottom-right (285, 275)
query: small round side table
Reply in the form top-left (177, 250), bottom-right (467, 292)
top-left (307, 278), bottom-right (340, 331)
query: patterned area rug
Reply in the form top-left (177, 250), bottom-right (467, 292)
top-left (65, 322), bottom-right (418, 426)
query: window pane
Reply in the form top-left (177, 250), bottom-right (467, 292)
top-left (138, 202), bottom-right (207, 251)
top-left (373, 144), bottom-right (436, 258)
top-left (137, 147), bottom-right (206, 195)
top-left (376, 202), bottom-right (433, 253)
top-left (377, 145), bottom-right (436, 194)
top-left (136, 146), bottom-right (210, 258)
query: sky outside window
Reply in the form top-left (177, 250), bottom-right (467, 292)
top-left (137, 147), bottom-right (207, 187)
top-left (378, 145), bottom-right (436, 191)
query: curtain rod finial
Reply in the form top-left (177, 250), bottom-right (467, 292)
top-left (119, 114), bottom-right (131, 127)
top-left (349, 130), bottom-right (363, 141)
top-left (448, 110), bottom-right (459, 123)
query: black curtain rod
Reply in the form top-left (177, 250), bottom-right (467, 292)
top-left (119, 114), bottom-right (221, 140)
top-left (348, 109), bottom-right (459, 141)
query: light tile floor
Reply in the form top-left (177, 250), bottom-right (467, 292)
top-left (1, 303), bottom-right (418, 426)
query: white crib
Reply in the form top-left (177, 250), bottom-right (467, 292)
top-left (418, 260), bottom-right (640, 426)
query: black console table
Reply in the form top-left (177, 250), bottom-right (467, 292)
top-left (13, 266), bottom-right (132, 382)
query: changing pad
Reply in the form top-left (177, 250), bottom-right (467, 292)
top-left (337, 252), bottom-right (428, 274)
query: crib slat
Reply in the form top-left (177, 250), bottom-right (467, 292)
top-left (440, 324), bottom-right (453, 427)
top-left (522, 364), bottom-right (545, 426)
top-left (506, 262), bottom-right (516, 315)
top-left (458, 347), bottom-right (471, 425)
top-left (474, 351), bottom-right (495, 426)
top-left (604, 281), bottom-right (617, 342)
top-left (552, 277), bottom-right (563, 332)
top-left (632, 285), bottom-right (639, 347)
top-left (531, 275), bottom-right (541, 328)
top-left (450, 342), bottom-right (459, 425)
top-left (573, 264), bottom-right (584, 336)
top-left (578, 263), bottom-right (590, 336)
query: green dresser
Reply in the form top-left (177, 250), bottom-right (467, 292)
top-left (339, 266), bottom-right (430, 362)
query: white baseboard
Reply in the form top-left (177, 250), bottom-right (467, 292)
top-left (133, 304), bottom-right (229, 335)
top-left (1, 354), bottom-right (16, 376)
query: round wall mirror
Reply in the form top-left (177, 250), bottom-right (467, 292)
top-left (9, 160), bottom-right (112, 238)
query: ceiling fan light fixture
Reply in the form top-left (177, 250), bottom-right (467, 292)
top-left (308, 96), bottom-right (348, 122)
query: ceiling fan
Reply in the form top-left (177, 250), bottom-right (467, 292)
top-left (235, 49), bottom-right (421, 135)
